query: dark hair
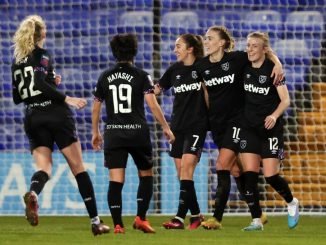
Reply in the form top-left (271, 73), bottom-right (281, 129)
top-left (110, 33), bottom-right (138, 62)
top-left (179, 33), bottom-right (204, 59)
top-left (207, 26), bottom-right (234, 52)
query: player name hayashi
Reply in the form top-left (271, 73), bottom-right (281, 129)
top-left (204, 74), bottom-right (235, 86)
top-left (244, 84), bottom-right (270, 95)
top-left (107, 72), bottom-right (134, 83)
top-left (173, 82), bottom-right (201, 93)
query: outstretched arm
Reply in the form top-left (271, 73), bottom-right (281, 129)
top-left (91, 99), bottom-right (103, 151)
top-left (145, 93), bottom-right (175, 144)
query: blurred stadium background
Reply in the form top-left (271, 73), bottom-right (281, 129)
top-left (0, 0), bottom-right (325, 217)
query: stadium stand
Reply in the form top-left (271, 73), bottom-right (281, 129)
top-left (284, 10), bottom-right (324, 58)
top-left (242, 10), bottom-right (283, 39)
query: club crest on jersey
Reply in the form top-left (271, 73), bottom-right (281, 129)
top-left (221, 62), bottom-right (229, 71)
top-left (192, 71), bottom-right (198, 79)
top-left (240, 140), bottom-right (247, 149)
top-left (176, 75), bottom-right (181, 80)
top-left (259, 75), bottom-right (267, 84)
top-left (204, 70), bottom-right (210, 75)
top-left (246, 73), bottom-right (251, 79)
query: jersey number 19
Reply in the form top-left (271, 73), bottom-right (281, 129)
top-left (109, 84), bottom-right (132, 114)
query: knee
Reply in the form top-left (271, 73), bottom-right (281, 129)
top-left (71, 164), bottom-right (86, 176)
top-left (265, 174), bottom-right (280, 185)
top-left (230, 166), bottom-right (241, 177)
top-left (139, 168), bottom-right (153, 177)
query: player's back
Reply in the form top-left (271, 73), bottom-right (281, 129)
top-left (98, 63), bottom-right (152, 127)
top-left (95, 62), bottom-right (154, 147)
top-left (11, 47), bottom-right (58, 107)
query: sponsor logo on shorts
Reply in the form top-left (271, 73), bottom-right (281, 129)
top-left (240, 140), bottom-right (247, 149)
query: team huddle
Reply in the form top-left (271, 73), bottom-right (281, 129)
top-left (11, 15), bottom-right (299, 235)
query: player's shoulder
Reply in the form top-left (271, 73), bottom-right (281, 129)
top-left (33, 46), bottom-right (51, 58)
top-left (98, 66), bottom-right (114, 80)
top-left (264, 58), bottom-right (275, 68)
top-left (255, 58), bottom-right (275, 75)
top-left (225, 50), bottom-right (247, 60)
top-left (194, 56), bottom-right (210, 71)
top-left (132, 65), bottom-right (149, 77)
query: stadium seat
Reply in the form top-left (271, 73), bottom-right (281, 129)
top-left (162, 11), bottom-right (199, 29)
top-left (241, 10), bottom-right (283, 39)
top-left (273, 39), bottom-right (311, 66)
top-left (284, 11), bottom-right (324, 57)
top-left (161, 11), bottom-right (202, 37)
top-left (284, 65), bottom-right (308, 92)
top-left (118, 11), bottom-right (153, 27)
top-left (253, 0), bottom-right (300, 11)
top-left (273, 39), bottom-right (311, 107)
top-left (107, 0), bottom-right (153, 8)
top-left (198, 10), bottom-right (243, 37)
top-left (234, 38), bottom-right (248, 51)
top-left (117, 11), bottom-right (154, 71)
top-left (162, 0), bottom-right (255, 11)
top-left (160, 40), bottom-right (176, 68)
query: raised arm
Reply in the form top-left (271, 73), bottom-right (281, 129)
top-left (266, 48), bottom-right (284, 84)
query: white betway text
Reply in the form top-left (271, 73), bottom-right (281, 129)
top-left (204, 74), bottom-right (235, 87)
top-left (244, 84), bottom-right (270, 95)
top-left (173, 82), bottom-right (201, 93)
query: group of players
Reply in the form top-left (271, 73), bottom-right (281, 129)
top-left (11, 15), bottom-right (299, 236)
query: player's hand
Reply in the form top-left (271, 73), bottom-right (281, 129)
top-left (64, 96), bottom-right (87, 109)
top-left (153, 84), bottom-right (161, 95)
top-left (92, 133), bottom-right (103, 151)
top-left (271, 65), bottom-right (284, 85)
top-left (55, 75), bottom-right (61, 86)
top-left (264, 115), bottom-right (277, 130)
top-left (163, 128), bottom-right (175, 144)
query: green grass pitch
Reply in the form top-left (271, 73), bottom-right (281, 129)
top-left (1, 215), bottom-right (325, 245)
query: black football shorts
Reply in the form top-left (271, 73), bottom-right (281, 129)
top-left (104, 145), bottom-right (153, 170)
top-left (170, 129), bottom-right (206, 159)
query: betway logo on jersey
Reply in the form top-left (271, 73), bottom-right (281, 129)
top-left (244, 84), bottom-right (270, 95)
top-left (173, 82), bottom-right (201, 93)
top-left (204, 74), bottom-right (234, 87)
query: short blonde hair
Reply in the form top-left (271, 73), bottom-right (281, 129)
top-left (13, 15), bottom-right (46, 63)
top-left (247, 32), bottom-right (271, 48)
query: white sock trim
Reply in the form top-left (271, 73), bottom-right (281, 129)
top-left (91, 216), bottom-right (100, 225)
top-left (174, 216), bottom-right (184, 223)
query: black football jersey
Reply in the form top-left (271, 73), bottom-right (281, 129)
top-left (11, 46), bottom-right (66, 109)
top-left (243, 58), bottom-right (285, 128)
top-left (195, 51), bottom-right (248, 128)
top-left (93, 63), bottom-right (154, 147)
top-left (158, 61), bottom-right (208, 132)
